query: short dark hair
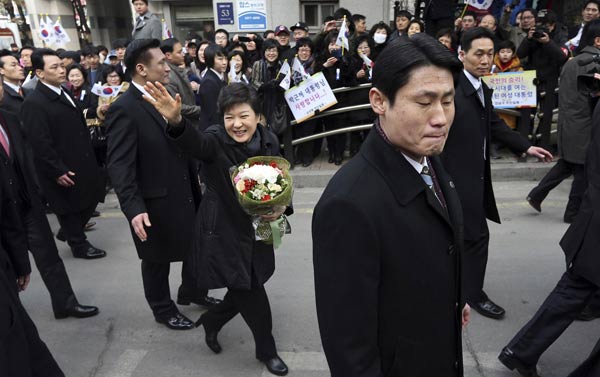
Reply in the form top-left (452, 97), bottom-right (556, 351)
top-left (112, 38), bottom-right (129, 49)
top-left (409, 19), bottom-right (425, 33)
top-left (31, 48), bottom-right (59, 72)
top-left (584, 0), bottom-right (600, 10)
top-left (460, 27), bottom-right (495, 53)
top-left (463, 11), bottom-right (477, 20)
top-left (295, 37), bottom-right (314, 52)
top-left (496, 39), bottom-right (516, 53)
top-left (20, 45), bottom-right (35, 54)
top-left (81, 45), bottom-right (99, 57)
top-left (333, 7), bottom-right (352, 22)
top-left (396, 10), bottom-right (412, 20)
top-left (66, 63), bottom-right (88, 85)
top-left (369, 21), bottom-right (392, 39)
top-left (160, 38), bottom-right (180, 54)
top-left (228, 49), bottom-right (248, 73)
top-left (124, 38), bottom-right (161, 74)
top-left (131, 0), bottom-right (147, 4)
top-left (97, 45), bottom-right (108, 55)
top-left (59, 50), bottom-right (81, 63)
top-left (214, 29), bottom-right (230, 39)
top-left (261, 38), bottom-right (280, 59)
top-left (520, 8), bottom-right (537, 20)
top-left (204, 43), bottom-right (227, 68)
top-left (353, 35), bottom-right (374, 51)
top-left (0, 50), bottom-right (16, 68)
top-left (372, 33), bottom-right (462, 106)
top-left (263, 30), bottom-right (275, 38)
top-left (102, 64), bottom-right (125, 84)
top-left (351, 14), bottom-right (366, 23)
top-left (539, 10), bottom-right (558, 25)
top-left (217, 82), bottom-right (261, 117)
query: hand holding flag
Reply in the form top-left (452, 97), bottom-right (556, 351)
top-left (278, 60), bottom-right (291, 90)
top-left (91, 83), bottom-right (123, 98)
top-left (292, 56), bottom-right (310, 82)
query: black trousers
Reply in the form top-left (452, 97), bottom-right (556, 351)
top-left (463, 221), bottom-right (490, 303)
top-left (325, 114), bottom-right (346, 160)
top-left (507, 270), bottom-right (598, 366)
top-left (536, 79), bottom-right (558, 151)
top-left (21, 203), bottom-right (76, 314)
top-left (141, 259), bottom-right (203, 318)
top-left (529, 159), bottom-right (587, 220)
top-left (201, 274), bottom-right (277, 360)
top-left (55, 203), bottom-right (97, 252)
top-left (293, 119), bottom-right (318, 165)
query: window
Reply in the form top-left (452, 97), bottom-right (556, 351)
top-left (301, 1), bottom-right (337, 29)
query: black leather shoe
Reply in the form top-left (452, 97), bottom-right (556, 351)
top-left (91, 210), bottom-right (101, 217)
top-left (526, 196), bottom-right (542, 213)
top-left (155, 312), bottom-right (195, 330)
top-left (498, 347), bottom-right (540, 377)
top-left (261, 355), bottom-right (289, 376)
top-left (54, 304), bottom-right (99, 319)
top-left (72, 245), bottom-right (107, 259)
top-left (577, 306), bottom-right (600, 321)
top-left (84, 222), bottom-right (96, 231)
top-left (469, 299), bottom-right (506, 319)
top-left (177, 295), bottom-right (222, 307)
top-left (196, 315), bottom-right (222, 353)
top-left (334, 157), bottom-right (342, 166)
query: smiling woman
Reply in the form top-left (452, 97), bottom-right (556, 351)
top-left (145, 82), bottom-right (293, 376)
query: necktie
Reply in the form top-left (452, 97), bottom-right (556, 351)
top-left (0, 125), bottom-right (10, 157)
top-left (476, 85), bottom-right (485, 107)
top-left (18, 87), bottom-right (23, 97)
top-left (421, 161), bottom-right (447, 209)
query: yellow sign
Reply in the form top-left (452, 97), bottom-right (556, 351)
top-left (482, 70), bottom-right (537, 109)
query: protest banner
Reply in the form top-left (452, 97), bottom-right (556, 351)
top-left (284, 72), bottom-right (337, 124)
top-left (482, 70), bottom-right (537, 109)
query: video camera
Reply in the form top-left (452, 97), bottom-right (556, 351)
top-left (532, 26), bottom-right (550, 39)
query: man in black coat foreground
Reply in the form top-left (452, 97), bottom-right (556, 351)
top-left (313, 34), bottom-right (470, 377)
top-left (498, 95), bottom-right (600, 377)
top-left (442, 28), bottom-right (552, 320)
top-left (21, 48), bottom-right (106, 260)
top-left (106, 39), bottom-right (219, 330)
top-left (0, 165), bottom-right (64, 377)
top-left (0, 79), bottom-right (98, 319)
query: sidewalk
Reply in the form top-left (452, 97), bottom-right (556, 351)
top-left (291, 149), bottom-right (554, 188)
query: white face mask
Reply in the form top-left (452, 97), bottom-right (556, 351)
top-left (373, 33), bottom-right (387, 44)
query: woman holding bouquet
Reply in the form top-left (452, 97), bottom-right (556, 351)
top-left (141, 82), bottom-right (291, 376)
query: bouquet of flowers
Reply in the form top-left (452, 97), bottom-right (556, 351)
top-left (231, 156), bottom-right (293, 248)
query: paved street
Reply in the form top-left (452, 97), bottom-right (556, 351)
top-left (20, 178), bottom-right (599, 377)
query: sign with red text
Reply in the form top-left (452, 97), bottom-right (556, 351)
top-left (482, 70), bottom-right (537, 109)
top-left (285, 72), bottom-right (338, 124)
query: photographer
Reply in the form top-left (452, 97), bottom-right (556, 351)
top-left (527, 19), bottom-right (600, 224)
top-left (501, 3), bottom-right (535, 50)
top-left (517, 9), bottom-right (568, 149)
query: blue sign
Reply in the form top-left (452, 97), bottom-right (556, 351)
top-left (217, 2), bottom-right (234, 25)
top-left (237, 0), bottom-right (267, 30)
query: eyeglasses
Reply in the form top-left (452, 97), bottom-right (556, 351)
top-left (522, 15), bottom-right (535, 20)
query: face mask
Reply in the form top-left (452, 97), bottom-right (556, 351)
top-left (374, 33), bottom-right (387, 44)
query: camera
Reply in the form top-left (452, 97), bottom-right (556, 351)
top-left (532, 26), bottom-right (549, 39)
top-left (238, 36), bottom-right (251, 42)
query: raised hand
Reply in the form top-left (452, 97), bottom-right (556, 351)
top-left (142, 81), bottom-right (183, 126)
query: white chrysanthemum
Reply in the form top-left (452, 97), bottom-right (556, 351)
top-left (239, 165), bottom-right (280, 184)
top-left (267, 183), bottom-right (282, 193)
top-left (235, 179), bottom-right (246, 193)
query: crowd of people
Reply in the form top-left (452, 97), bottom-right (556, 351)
top-left (2, 0), bottom-right (600, 376)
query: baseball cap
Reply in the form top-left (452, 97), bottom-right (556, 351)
top-left (290, 22), bottom-right (308, 32)
top-left (275, 25), bottom-right (290, 36)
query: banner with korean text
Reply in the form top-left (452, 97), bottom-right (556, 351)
top-left (284, 72), bottom-right (338, 124)
top-left (482, 70), bottom-right (537, 109)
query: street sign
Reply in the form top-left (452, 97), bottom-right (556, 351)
top-left (237, 0), bottom-right (267, 31)
top-left (217, 2), bottom-right (234, 25)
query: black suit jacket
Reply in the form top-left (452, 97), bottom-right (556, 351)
top-left (198, 69), bottom-right (226, 131)
top-left (441, 72), bottom-right (530, 240)
top-left (313, 128), bottom-right (464, 377)
top-left (560, 101), bottom-right (600, 287)
top-left (21, 82), bottom-right (103, 215)
top-left (0, 83), bottom-right (29, 116)
top-left (105, 84), bottom-right (201, 263)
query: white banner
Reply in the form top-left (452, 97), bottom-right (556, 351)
top-left (284, 72), bottom-right (337, 124)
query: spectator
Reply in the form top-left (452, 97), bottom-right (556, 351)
top-left (368, 21), bottom-right (392, 60)
top-left (436, 27), bottom-right (456, 51)
top-left (455, 10), bottom-right (478, 41)
top-left (492, 40), bottom-right (522, 73)
top-left (480, 13), bottom-right (509, 47)
top-left (274, 25), bottom-right (294, 61)
top-left (59, 50), bottom-right (80, 68)
top-left (20, 45), bottom-right (37, 90)
top-left (567, 0), bottom-right (600, 51)
top-left (389, 10), bottom-right (412, 41)
top-left (81, 45), bottom-right (107, 85)
top-left (501, 6), bottom-right (535, 50)
top-left (184, 40), bottom-right (197, 67)
top-left (250, 38), bottom-right (281, 91)
top-left (97, 45), bottom-right (108, 63)
top-left (350, 14), bottom-right (367, 42)
top-left (161, 38), bottom-right (203, 131)
top-left (517, 9), bottom-right (568, 150)
top-left (131, 0), bottom-right (161, 40)
top-left (96, 65), bottom-right (129, 127)
top-left (407, 19), bottom-right (425, 37)
top-left (244, 34), bottom-right (262, 68)
top-left (189, 40), bottom-right (210, 79)
top-left (214, 28), bottom-right (230, 49)
top-left (292, 38), bottom-right (318, 167)
top-left (65, 64), bottom-right (98, 123)
top-left (227, 50), bottom-right (250, 84)
top-left (111, 38), bottom-right (129, 76)
top-left (198, 44), bottom-right (227, 130)
top-left (291, 22), bottom-right (310, 42)
top-left (263, 29), bottom-right (275, 39)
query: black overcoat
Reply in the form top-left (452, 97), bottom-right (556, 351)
top-left (312, 128), bottom-right (464, 377)
top-left (167, 122), bottom-right (289, 290)
top-left (441, 72), bottom-right (530, 240)
top-left (0, 83), bottom-right (29, 116)
top-left (198, 70), bottom-right (225, 131)
top-left (105, 85), bottom-right (201, 263)
top-left (560, 101), bottom-right (600, 287)
top-left (20, 82), bottom-right (104, 215)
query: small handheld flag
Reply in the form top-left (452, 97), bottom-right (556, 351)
top-left (278, 60), bottom-right (291, 90)
top-left (91, 83), bottom-right (123, 98)
top-left (162, 19), bottom-right (173, 40)
top-left (335, 16), bottom-right (349, 55)
top-left (292, 56), bottom-right (310, 82)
